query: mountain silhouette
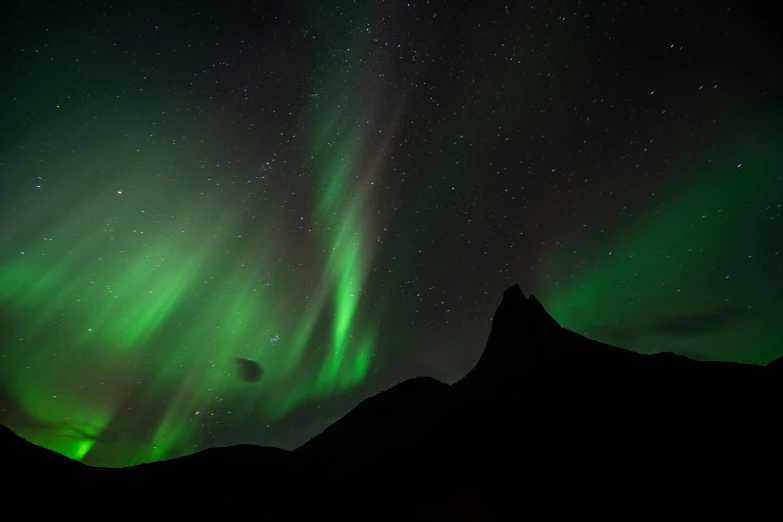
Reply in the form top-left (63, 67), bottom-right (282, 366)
top-left (3, 284), bottom-right (782, 520)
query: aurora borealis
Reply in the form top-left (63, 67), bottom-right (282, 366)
top-left (1, 0), bottom-right (781, 466)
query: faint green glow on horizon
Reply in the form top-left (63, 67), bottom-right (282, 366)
top-left (542, 128), bottom-right (783, 363)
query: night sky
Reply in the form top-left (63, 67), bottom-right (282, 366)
top-left (0, 0), bottom-right (781, 467)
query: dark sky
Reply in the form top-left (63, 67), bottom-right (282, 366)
top-left (0, 0), bottom-right (780, 466)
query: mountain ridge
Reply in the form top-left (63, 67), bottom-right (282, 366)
top-left (2, 285), bottom-right (782, 520)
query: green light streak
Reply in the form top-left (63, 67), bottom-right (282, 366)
top-left (0, 3), bottom-right (387, 466)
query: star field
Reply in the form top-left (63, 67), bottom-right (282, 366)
top-left (0, 0), bottom-right (780, 466)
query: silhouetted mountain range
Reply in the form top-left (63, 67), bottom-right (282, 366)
top-left (3, 285), bottom-right (782, 520)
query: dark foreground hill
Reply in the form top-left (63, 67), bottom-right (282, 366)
top-left (3, 284), bottom-right (782, 520)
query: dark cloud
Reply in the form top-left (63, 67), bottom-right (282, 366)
top-left (587, 308), bottom-right (743, 348)
top-left (234, 358), bottom-right (264, 383)
top-left (649, 309), bottom-right (742, 337)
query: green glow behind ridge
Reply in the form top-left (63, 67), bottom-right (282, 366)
top-left (542, 127), bottom-right (783, 363)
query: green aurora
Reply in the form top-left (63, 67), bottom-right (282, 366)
top-left (0, 130), bottom-right (381, 464)
top-left (543, 118), bottom-right (783, 363)
top-left (0, 4), bottom-right (394, 466)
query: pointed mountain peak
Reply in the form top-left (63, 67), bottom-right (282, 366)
top-left (491, 285), bottom-right (561, 336)
top-left (502, 283), bottom-right (527, 302)
top-left (463, 285), bottom-right (563, 379)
